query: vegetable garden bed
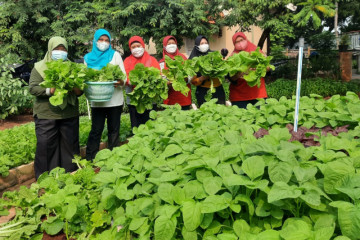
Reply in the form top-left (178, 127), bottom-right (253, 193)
top-left (0, 92), bottom-right (359, 239)
top-left (0, 115), bottom-right (132, 197)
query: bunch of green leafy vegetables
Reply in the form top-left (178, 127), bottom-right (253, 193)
top-left (162, 56), bottom-right (192, 96)
top-left (128, 63), bottom-right (168, 114)
top-left (84, 63), bottom-right (126, 83)
top-left (227, 48), bottom-right (275, 87)
top-left (191, 51), bottom-right (228, 93)
top-left (1, 94), bottom-right (360, 239)
top-left (40, 60), bottom-right (88, 107)
top-left (41, 61), bottom-right (126, 107)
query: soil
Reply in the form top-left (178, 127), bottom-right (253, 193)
top-left (0, 114), bottom-right (34, 131)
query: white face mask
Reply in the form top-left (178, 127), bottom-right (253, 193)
top-left (198, 44), bottom-right (209, 53)
top-left (51, 50), bottom-right (68, 60)
top-left (165, 44), bottom-right (177, 54)
top-left (96, 41), bottom-right (110, 52)
top-left (131, 47), bottom-right (145, 58)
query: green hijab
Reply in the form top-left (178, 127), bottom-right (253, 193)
top-left (34, 36), bottom-right (68, 78)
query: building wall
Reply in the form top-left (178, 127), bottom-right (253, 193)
top-left (146, 25), bottom-right (267, 58)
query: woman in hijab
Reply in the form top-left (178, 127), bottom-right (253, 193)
top-left (189, 35), bottom-right (226, 107)
top-left (159, 35), bottom-right (192, 110)
top-left (124, 36), bottom-right (160, 129)
top-left (85, 29), bottom-right (127, 161)
top-left (229, 32), bottom-right (267, 109)
top-left (29, 36), bottom-right (82, 179)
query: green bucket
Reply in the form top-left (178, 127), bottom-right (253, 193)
top-left (84, 81), bottom-right (116, 102)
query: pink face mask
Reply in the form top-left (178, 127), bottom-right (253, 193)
top-left (235, 41), bottom-right (248, 51)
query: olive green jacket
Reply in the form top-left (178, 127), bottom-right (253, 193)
top-left (29, 68), bottom-right (79, 119)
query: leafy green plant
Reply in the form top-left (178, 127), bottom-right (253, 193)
top-left (40, 60), bottom-right (88, 107)
top-left (84, 64), bottom-right (126, 83)
top-left (1, 93), bottom-right (360, 239)
top-left (340, 34), bottom-right (351, 46)
top-left (128, 63), bottom-right (168, 114)
top-left (162, 56), bottom-right (192, 96)
top-left (308, 31), bottom-right (336, 51)
top-left (0, 56), bottom-right (33, 120)
top-left (267, 78), bottom-right (360, 99)
top-left (227, 48), bottom-right (275, 87)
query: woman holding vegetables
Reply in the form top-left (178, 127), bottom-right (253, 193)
top-left (159, 35), bottom-right (192, 110)
top-left (189, 35), bottom-right (226, 107)
top-left (85, 29), bottom-right (127, 161)
top-left (229, 32), bottom-right (268, 109)
top-left (124, 36), bottom-right (161, 128)
top-left (29, 36), bottom-right (82, 179)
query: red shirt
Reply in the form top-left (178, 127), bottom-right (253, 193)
top-left (229, 77), bottom-right (267, 102)
top-left (164, 82), bottom-right (192, 106)
top-left (160, 35), bottom-right (191, 107)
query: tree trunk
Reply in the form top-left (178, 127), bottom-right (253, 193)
top-left (257, 27), bottom-right (271, 50)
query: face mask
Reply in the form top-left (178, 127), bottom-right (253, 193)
top-left (96, 41), bottom-right (110, 52)
top-left (131, 47), bottom-right (145, 58)
top-left (51, 50), bottom-right (68, 60)
top-left (165, 44), bottom-right (177, 54)
top-left (198, 44), bottom-right (209, 53)
top-left (235, 41), bottom-right (248, 51)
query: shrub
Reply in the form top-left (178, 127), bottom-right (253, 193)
top-left (0, 55), bottom-right (33, 119)
top-left (267, 78), bottom-right (360, 99)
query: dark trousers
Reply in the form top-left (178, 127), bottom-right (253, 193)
top-left (196, 86), bottom-right (226, 107)
top-left (181, 105), bottom-right (191, 110)
top-left (86, 106), bottom-right (122, 160)
top-left (129, 105), bottom-right (152, 129)
top-left (34, 116), bottom-right (79, 179)
top-left (231, 99), bottom-right (259, 109)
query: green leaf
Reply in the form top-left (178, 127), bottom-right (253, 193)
top-left (242, 156), bottom-right (265, 180)
top-left (41, 218), bottom-right (64, 235)
top-left (256, 230), bottom-right (280, 240)
top-left (268, 161), bottom-right (293, 183)
top-left (330, 201), bottom-right (360, 239)
top-left (280, 219), bottom-right (312, 240)
top-left (158, 183), bottom-right (174, 204)
top-left (293, 166), bottom-right (317, 183)
top-left (182, 226), bottom-right (198, 240)
top-left (323, 159), bottom-right (355, 194)
top-left (203, 176), bottom-right (222, 195)
top-left (154, 215), bottom-right (176, 240)
top-left (129, 217), bottom-right (148, 231)
top-left (182, 200), bottom-right (203, 231)
top-left (268, 182), bottom-right (302, 203)
top-left (201, 195), bottom-right (229, 213)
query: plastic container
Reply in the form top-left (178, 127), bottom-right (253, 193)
top-left (84, 81), bottom-right (116, 102)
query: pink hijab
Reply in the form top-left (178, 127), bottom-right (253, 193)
top-left (231, 32), bottom-right (258, 56)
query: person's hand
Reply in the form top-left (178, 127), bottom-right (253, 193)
top-left (191, 76), bottom-right (202, 86)
top-left (50, 88), bottom-right (56, 95)
top-left (72, 87), bottom-right (82, 96)
top-left (198, 76), bottom-right (209, 82)
top-left (114, 79), bottom-right (124, 88)
top-left (231, 72), bottom-right (243, 81)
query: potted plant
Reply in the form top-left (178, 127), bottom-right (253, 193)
top-left (339, 34), bottom-right (350, 52)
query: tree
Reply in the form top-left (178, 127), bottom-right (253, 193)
top-left (227, 0), bottom-right (336, 54)
top-left (323, 0), bottom-right (360, 33)
top-left (0, 0), bottom-right (231, 60)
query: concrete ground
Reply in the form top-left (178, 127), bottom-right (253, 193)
top-left (352, 69), bottom-right (360, 81)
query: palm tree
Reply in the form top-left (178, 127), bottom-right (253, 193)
top-left (293, 0), bottom-right (335, 28)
